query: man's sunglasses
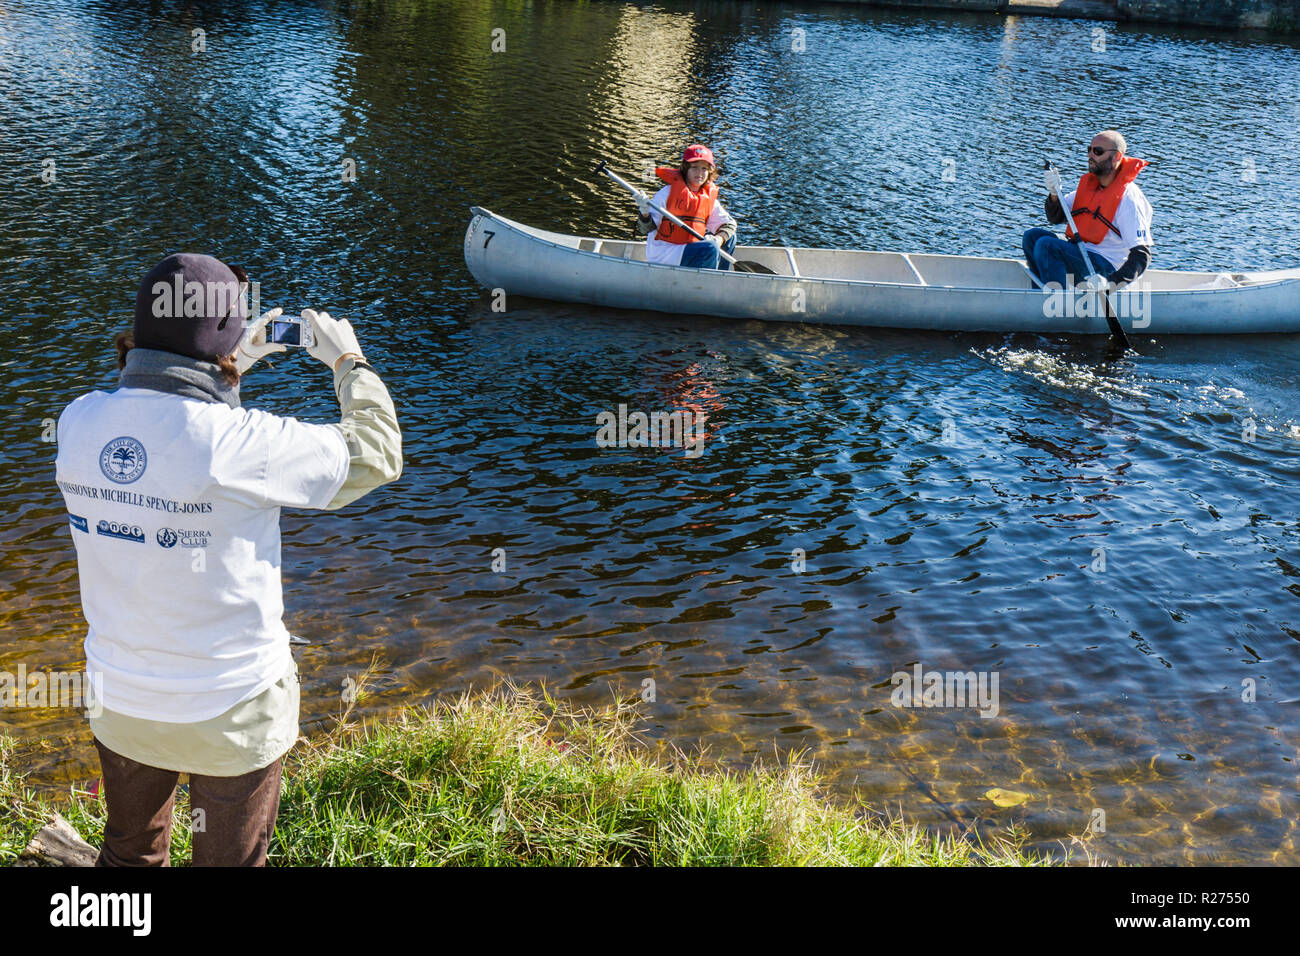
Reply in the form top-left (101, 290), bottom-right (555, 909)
top-left (1089, 146), bottom-right (1117, 156)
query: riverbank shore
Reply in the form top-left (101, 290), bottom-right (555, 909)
top-left (1, 683), bottom-right (1054, 867)
top-left (829, 0), bottom-right (1299, 33)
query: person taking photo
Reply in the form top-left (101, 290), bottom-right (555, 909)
top-left (54, 252), bottom-right (402, 866)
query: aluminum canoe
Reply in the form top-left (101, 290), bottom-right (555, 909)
top-left (464, 206), bottom-right (1300, 335)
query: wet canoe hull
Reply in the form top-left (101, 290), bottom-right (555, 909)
top-left (464, 207), bottom-right (1300, 335)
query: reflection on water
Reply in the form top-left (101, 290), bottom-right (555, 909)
top-left (1, 0), bottom-right (1298, 864)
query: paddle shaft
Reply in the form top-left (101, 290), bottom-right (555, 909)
top-left (1047, 161), bottom-right (1130, 349)
top-left (597, 161), bottom-right (742, 265)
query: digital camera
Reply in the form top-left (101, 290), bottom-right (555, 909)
top-left (268, 314), bottom-right (315, 348)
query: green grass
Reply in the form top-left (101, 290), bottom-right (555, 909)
top-left (1, 681), bottom-right (1052, 866)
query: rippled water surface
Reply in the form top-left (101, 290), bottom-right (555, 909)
top-left (2, 0), bottom-right (1298, 864)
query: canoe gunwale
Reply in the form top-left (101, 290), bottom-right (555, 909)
top-left (466, 206), bottom-right (1300, 334)
top-left (469, 206), bottom-right (1300, 297)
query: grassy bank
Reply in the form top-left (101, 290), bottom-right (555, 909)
top-left (2, 683), bottom-right (1049, 866)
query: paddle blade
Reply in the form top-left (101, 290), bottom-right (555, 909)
top-left (731, 260), bottom-right (776, 274)
top-left (1099, 290), bottom-right (1132, 353)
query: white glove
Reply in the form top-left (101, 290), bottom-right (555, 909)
top-left (1082, 273), bottom-right (1112, 294)
top-left (635, 193), bottom-right (653, 217)
top-left (704, 233), bottom-right (722, 249)
top-left (302, 308), bottom-right (364, 371)
top-left (1045, 167), bottom-right (1062, 196)
top-left (235, 307), bottom-right (286, 374)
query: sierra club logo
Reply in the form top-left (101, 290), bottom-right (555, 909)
top-left (99, 436), bottom-right (147, 484)
top-left (96, 520), bottom-right (144, 543)
top-left (157, 527), bottom-right (210, 548)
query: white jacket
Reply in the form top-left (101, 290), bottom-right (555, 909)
top-left (644, 184), bottom-right (736, 266)
top-left (56, 357), bottom-right (400, 724)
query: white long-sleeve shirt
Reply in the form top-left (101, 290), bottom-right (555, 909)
top-left (1062, 182), bottom-right (1154, 270)
top-left (644, 184), bottom-right (735, 266)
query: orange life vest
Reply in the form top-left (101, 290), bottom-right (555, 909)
top-left (653, 167), bottom-right (718, 244)
top-left (1066, 156), bottom-right (1148, 245)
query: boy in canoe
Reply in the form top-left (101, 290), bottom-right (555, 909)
top-left (635, 144), bottom-right (738, 269)
top-left (1023, 130), bottom-right (1154, 292)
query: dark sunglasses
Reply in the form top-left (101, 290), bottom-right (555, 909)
top-left (1089, 146), bottom-right (1117, 157)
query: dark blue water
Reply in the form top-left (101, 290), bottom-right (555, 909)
top-left (2, 0), bottom-right (1298, 864)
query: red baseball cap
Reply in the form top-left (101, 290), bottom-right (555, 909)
top-left (682, 144), bottom-right (715, 167)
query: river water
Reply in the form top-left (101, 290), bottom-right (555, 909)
top-left (2, 0), bottom-right (1298, 864)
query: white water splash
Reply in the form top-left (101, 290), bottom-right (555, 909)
top-left (1196, 383), bottom-right (1246, 401)
top-left (973, 346), bottom-right (1154, 402)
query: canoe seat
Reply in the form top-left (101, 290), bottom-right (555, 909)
top-left (1187, 273), bottom-right (1241, 290)
top-left (1145, 270), bottom-right (1241, 291)
top-left (793, 249), bottom-right (922, 284)
top-left (906, 254), bottom-right (1037, 290)
top-left (589, 241), bottom-right (647, 262)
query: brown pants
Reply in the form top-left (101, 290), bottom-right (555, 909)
top-left (93, 738), bottom-right (283, 867)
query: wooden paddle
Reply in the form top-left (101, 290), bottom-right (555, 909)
top-left (595, 160), bottom-right (776, 274)
top-left (1045, 160), bottom-right (1131, 352)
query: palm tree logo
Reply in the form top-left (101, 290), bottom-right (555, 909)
top-left (111, 446), bottom-right (136, 473)
top-left (99, 437), bottom-right (148, 484)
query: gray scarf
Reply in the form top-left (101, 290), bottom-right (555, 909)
top-left (119, 346), bottom-right (240, 409)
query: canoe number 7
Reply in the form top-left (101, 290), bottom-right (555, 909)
top-left (483, 230), bottom-right (495, 249)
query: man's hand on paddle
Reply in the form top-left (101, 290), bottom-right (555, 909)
top-left (1082, 273), bottom-right (1113, 294)
top-left (1044, 167), bottom-right (1062, 197)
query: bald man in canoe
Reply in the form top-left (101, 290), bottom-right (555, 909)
top-left (1023, 130), bottom-right (1154, 292)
